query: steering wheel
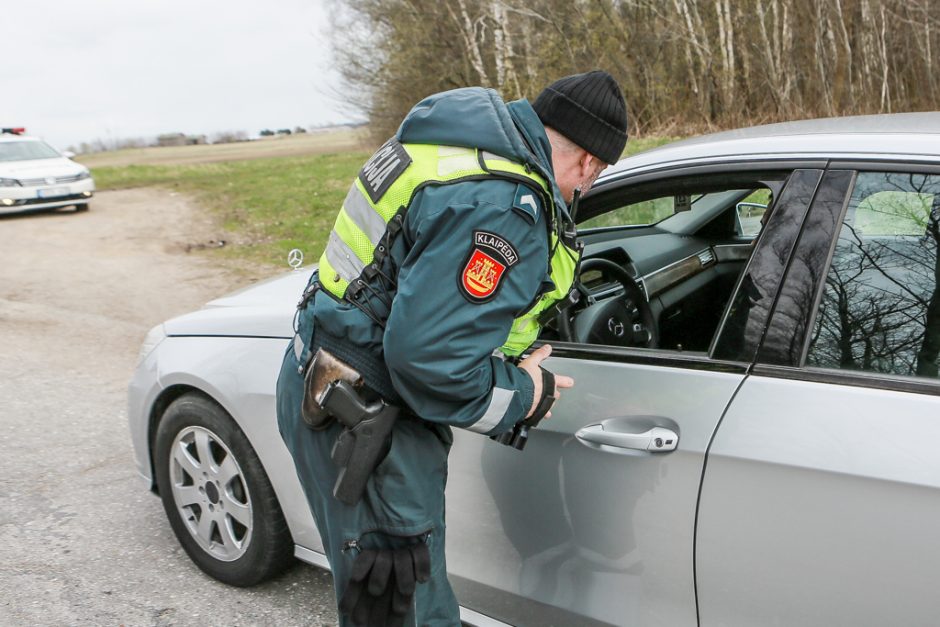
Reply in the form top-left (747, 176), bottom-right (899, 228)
top-left (559, 258), bottom-right (658, 348)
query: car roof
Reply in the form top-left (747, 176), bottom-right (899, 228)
top-left (604, 112), bottom-right (940, 180)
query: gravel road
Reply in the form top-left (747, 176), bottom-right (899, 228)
top-left (0, 190), bottom-right (338, 626)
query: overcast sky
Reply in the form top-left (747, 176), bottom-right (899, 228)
top-left (3, 0), bottom-right (355, 150)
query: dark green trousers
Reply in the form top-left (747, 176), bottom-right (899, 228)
top-left (276, 341), bottom-right (460, 626)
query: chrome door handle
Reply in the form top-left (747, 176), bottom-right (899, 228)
top-left (575, 423), bottom-right (679, 452)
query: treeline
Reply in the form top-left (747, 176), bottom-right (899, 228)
top-left (331, 0), bottom-right (940, 141)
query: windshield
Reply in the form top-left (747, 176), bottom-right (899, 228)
top-left (580, 189), bottom-right (745, 230)
top-left (0, 140), bottom-right (61, 162)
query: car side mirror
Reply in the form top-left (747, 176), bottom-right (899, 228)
top-left (61, 150), bottom-right (76, 159)
top-left (736, 201), bottom-right (769, 237)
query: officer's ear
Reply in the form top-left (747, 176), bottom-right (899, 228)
top-left (578, 152), bottom-right (606, 192)
top-left (578, 151), bottom-right (594, 179)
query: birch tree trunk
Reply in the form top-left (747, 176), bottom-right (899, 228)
top-left (490, 1), bottom-right (521, 95)
top-left (672, 0), bottom-right (713, 119)
top-left (814, 2), bottom-right (835, 116)
top-left (450, 0), bottom-right (490, 85)
top-left (714, 0), bottom-right (735, 116)
top-left (878, 5), bottom-right (890, 112)
top-left (831, 0), bottom-right (855, 108)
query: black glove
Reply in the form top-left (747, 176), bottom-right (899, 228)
top-left (339, 541), bottom-right (431, 627)
top-left (338, 549), bottom-right (377, 625)
top-left (525, 366), bottom-right (556, 427)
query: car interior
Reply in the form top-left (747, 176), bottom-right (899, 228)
top-left (541, 171), bottom-right (790, 354)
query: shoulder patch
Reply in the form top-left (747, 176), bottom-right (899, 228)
top-left (358, 139), bottom-right (412, 203)
top-left (511, 183), bottom-right (541, 223)
top-left (458, 231), bottom-right (520, 303)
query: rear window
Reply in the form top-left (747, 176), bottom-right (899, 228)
top-left (806, 171), bottom-right (940, 379)
top-left (0, 140), bottom-right (61, 162)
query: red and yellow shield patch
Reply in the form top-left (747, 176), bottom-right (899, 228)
top-left (462, 249), bottom-right (506, 300)
top-left (458, 231), bottom-right (519, 303)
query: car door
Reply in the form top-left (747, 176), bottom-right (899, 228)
top-left (697, 167), bottom-right (940, 626)
top-left (444, 168), bottom-right (825, 626)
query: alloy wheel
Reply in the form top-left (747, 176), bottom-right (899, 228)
top-left (168, 426), bottom-right (253, 562)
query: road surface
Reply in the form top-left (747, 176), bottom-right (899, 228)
top-left (0, 190), bottom-right (337, 626)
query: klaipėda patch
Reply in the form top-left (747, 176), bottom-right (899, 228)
top-left (458, 231), bottom-right (519, 303)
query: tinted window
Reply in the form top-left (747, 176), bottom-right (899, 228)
top-left (807, 172), bottom-right (940, 379)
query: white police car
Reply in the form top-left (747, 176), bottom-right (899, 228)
top-left (0, 128), bottom-right (94, 214)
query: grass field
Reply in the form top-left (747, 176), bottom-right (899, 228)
top-left (89, 132), bottom-right (680, 267)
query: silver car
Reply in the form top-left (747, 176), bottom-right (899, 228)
top-left (129, 114), bottom-right (940, 626)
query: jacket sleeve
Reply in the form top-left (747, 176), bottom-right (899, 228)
top-left (382, 181), bottom-right (549, 435)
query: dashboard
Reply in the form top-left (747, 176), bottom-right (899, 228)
top-left (569, 225), bottom-right (755, 352)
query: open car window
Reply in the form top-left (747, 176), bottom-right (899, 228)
top-left (545, 171), bottom-right (792, 355)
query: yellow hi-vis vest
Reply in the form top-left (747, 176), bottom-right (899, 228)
top-left (318, 140), bottom-right (579, 357)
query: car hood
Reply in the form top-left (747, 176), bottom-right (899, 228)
top-left (162, 268), bottom-right (315, 338)
top-left (0, 157), bottom-right (87, 178)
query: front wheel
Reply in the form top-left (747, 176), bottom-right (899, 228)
top-left (154, 393), bottom-right (294, 586)
top-left (74, 203), bottom-right (89, 212)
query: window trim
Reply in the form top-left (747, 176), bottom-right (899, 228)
top-left (752, 363), bottom-right (940, 397)
top-left (828, 159), bottom-right (940, 174)
top-left (753, 170), bottom-right (856, 367)
top-left (583, 158), bottom-right (827, 225)
top-left (795, 172), bottom-right (856, 366)
top-left (537, 339), bottom-right (749, 374)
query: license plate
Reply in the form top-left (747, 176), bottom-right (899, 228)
top-left (37, 187), bottom-right (69, 198)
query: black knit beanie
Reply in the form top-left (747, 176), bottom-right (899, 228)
top-left (533, 70), bottom-right (628, 165)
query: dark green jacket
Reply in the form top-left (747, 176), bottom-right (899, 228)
top-left (300, 88), bottom-right (567, 435)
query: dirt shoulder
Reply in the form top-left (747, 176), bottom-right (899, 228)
top-left (0, 190), bottom-right (336, 626)
top-left (0, 188), bottom-right (269, 373)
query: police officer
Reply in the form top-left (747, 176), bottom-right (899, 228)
top-left (276, 70), bottom-right (628, 626)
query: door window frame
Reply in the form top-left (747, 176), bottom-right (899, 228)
top-left (545, 160), bottom-right (826, 373)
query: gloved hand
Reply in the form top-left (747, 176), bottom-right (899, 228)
top-left (339, 542), bottom-right (431, 627)
top-left (517, 344), bottom-right (574, 420)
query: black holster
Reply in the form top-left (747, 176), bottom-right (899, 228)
top-left (303, 349), bottom-right (399, 505)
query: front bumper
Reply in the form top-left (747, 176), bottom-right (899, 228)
top-left (0, 178), bottom-right (95, 214)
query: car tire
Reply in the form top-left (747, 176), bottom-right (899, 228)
top-left (74, 203), bottom-right (89, 212)
top-left (154, 393), bottom-right (294, 586)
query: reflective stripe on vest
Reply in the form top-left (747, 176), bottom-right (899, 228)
top-left (318, 141), bottom-right (578, 357)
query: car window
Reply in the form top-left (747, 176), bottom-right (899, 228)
top-left (806, 172), bottom-right (940, 379)
top-left (578, 194), bottom-right (678, 228)
top-left (0, 140), bottom-right (61, 162)
top-left (580, 190), bottom-right (754, 229)
top-left (556, 173), bottom-right (794, 356)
